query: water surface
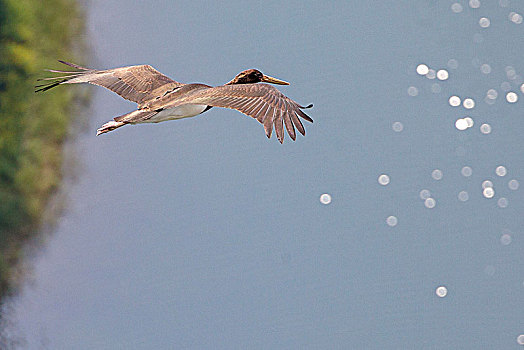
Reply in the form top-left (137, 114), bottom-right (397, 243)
top-left (6, 1), bottom-right (524, 349)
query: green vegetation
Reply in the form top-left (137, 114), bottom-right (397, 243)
top-left (0, 0), bottom-right (86, 296)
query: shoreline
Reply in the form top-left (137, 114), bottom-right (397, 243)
top-left (0, 0), bottom-right (89, 299)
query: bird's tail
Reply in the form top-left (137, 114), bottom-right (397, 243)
top-left (97, 109), bottom-right (157, 135)
top-left (97, 120), bottom-right (125, 135)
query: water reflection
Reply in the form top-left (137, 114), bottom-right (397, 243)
top-left (508, 179), bottom-right (519, 190)
top-left (458, 190), bottom-right (469, 202)
top-left (435, 286), bottom-right (448, 298)
top-left (386, 216), bottom-right (398, 227)
top-left (424, 197), bottom-right (436, 209)
top-left (378, 174), bottom-right (390, 186)
top-left (319, 193), bottom-right (332, 205)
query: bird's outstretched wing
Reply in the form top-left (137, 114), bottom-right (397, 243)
top-left (176, 84), bottom-right (313, 143)
top-left (35, 60), bottom-right (183, 106)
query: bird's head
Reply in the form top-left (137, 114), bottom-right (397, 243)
top-left (226, 69), bottom-right (289, 85)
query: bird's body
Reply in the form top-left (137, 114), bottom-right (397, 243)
top-left (147, 104), bottom-right (209, 123)
top-left (36, 61), bottom-right (313, 143)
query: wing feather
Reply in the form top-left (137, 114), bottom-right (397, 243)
top-left (174, 84), bottom-right (313, 142)
top-left (273, 108), bottom-right (284, 143)
top-left (36, 61), bottom-right (183, 106)
top-left (243, 98), bottom-right (260, 115)
top-left (249, 99), bottom-right (265, 118)
top-left (282, 102), bottom-right (296, 141)
top-left (257, 103), bottom-right (270, 124)
top-left (291, 111), bottom-right (305, 136)
top-left (264, 107), bottom-right (274, 138)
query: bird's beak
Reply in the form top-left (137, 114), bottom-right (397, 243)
top-left (261, 75), bottom-right (289, 85)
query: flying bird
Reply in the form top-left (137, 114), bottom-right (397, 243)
top-left (36, 61), bottom-right (313, 143)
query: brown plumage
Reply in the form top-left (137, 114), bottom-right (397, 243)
top-left (36, 61), bottom-right (313, 143)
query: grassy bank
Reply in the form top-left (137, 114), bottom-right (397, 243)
top-left (0, 0), bottom-right (86, 296)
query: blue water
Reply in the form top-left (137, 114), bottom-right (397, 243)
top-left (5, 1), bottom-right (524, 349)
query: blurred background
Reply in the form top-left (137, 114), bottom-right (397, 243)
top-left (1, 1), bottom-right (523, 349)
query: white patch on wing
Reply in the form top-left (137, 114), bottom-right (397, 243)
top-left (140, 104), bottom-right (208, 123)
